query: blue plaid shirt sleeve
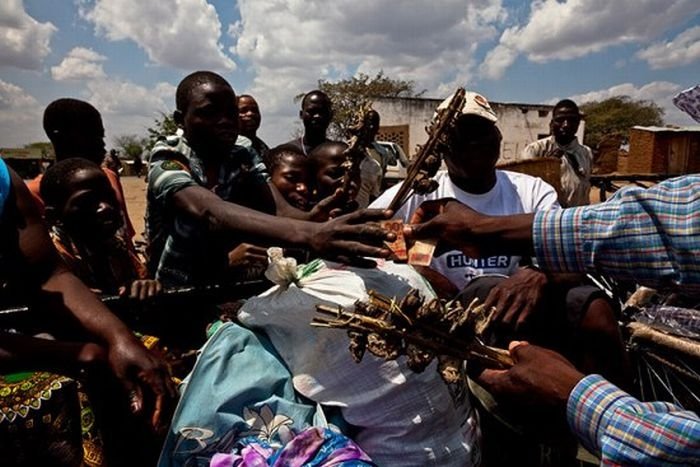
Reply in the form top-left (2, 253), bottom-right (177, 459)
top-left (567, 374), bottom-right (700, 465)
top-left (533, 175), bottom-right (700, 294)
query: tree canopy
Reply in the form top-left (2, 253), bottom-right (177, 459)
top-left (113, 134), bottom-right (148, 160)
top-left (299, 71), bottom-right (425, 138)
top-left (146, 111), bottom-right (178, 149)
top-left (580, 96), bottom-right (664, 149)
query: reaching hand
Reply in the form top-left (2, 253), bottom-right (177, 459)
top-left (308, 208), bottom-right (394, 261)
top-left (485, 267), bottom-right (547, 331)
top-left (227, 243), bottom-right (268, 268)
top-left (308, 188), bottom-right (359, 221)
top-left (121, 279), bottom-right (163, 301)
top-left (475, 341), bottom-right (584, 408)
top-left (107, 335), bottom-right (177, 431)
top-left (404, 198), bottom-right (487, 257)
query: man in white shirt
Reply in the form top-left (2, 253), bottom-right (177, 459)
top-left (371, 91), bottom-right (626, 387)
top-left (520, 100), bottom-right (593, 207)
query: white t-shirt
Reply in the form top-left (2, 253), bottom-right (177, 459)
top-left (370, 170), bottom-right (559, 289)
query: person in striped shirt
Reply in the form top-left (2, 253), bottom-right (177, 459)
top-left (403, 175), bottom-right (700, 465)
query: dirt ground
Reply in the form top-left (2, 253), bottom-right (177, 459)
top-left (121, 176), bottom-right (148, 241)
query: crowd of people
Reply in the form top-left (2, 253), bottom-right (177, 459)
top-left (0, 69), bottom-right (698, 466)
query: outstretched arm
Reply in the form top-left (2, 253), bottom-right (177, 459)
top-left (7, 168), bottom-right (176, 429)
top-left (173, 184), bottom-right (393, 259)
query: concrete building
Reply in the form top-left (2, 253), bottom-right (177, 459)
top-left (372, 96), bottom-right (585, 164)
top-left (621, 126), bottom-right (700, 174)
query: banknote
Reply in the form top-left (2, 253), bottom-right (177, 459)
top-left (380, 219), bottom-right (408, 261)
top-left (408, 239), bottom-right (437, 266)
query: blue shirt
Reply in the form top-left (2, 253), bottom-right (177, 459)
top-left (534, 175), bottom-right (700, 295)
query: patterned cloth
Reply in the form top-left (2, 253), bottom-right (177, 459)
top-left (236, 135), bottom-right (270, 162)
top-left (49, 225), bottom-right (146, 294)
top-left (533, 175), bottom-right (700, 296)
top-left (521, 135), bottom-right (593, 207)
top-left (567, 374), bottom-right (700, 466)
top-left (209, 427), bottom-right (373, 467)
top-left (673, 85), bottom-right (700, 123)
top-left (146, 135), bottom-right (269, 285)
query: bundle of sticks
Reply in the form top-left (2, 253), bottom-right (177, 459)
top-left (338, 102), bottom-right (376, 204)
top-left (386, 87), bottom-right (466, 212)
top-left (313, 288), bottom-right (512, 385)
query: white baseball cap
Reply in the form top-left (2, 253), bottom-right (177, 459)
top-left (436, 90), bottom-right (498, 123)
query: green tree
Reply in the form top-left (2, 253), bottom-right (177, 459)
top-left (24, 142), bottom-right (54, 158)
top-left (297, 71), bottom-right (425, 138)
top-left (113, 134), bottom-right (148, 160)
top-left (146, 111), bottom-right (178, 148)
top-left (580, 96), bottom-right (664, 149)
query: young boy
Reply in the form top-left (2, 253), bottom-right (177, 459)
top-left (267, 144), bottom-right (312, 211)
top-left (40, 158), bottom-right (159, 299)
top-left (309, 141), bottom-right (361, 209)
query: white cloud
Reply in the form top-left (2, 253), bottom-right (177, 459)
top-left (0, 80), bottom-right (44, 146)
top-left (230, 0), bottom-right (507, 144)
top-left (556, 81), bottom-right (696, 126)
top-left (84, 78), bottom-right (174, 145)
top-left (637, 26), bottom-right (700, 69)
top-left (81, 0), bottom-right (235, 71)
top-left (51, 47), bottom-right (107, 81)
top-left (480, 0), bottom-right (700, 78)
top-left (0, 0), bottom-right (56, 70)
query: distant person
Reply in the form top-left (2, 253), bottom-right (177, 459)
top-left (365, 109), bottom-right (391, 174)
top-left (28, 98), bottom-right (136, 242)
top-left (236, 94), bottom-right (269, 160)
top-left (520, 99), bottom-right (593, 207)
top-left (285, 90), bottom-right (334, 156)
top-left (102, 149), bottom-right (123, 175)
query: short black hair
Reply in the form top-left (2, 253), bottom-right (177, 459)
top-left (301, 90), bottom-right (331, 109)
top-left (265, 144), bottom-right (306, 172)
top-left (176, 71), bottom-right (232, 112)
top-left (40, 158), bottom-right (103, 210)
top-left (553, 99), bottom-right (580, 115)
top-left (43, 98), bottom-right (101, 141)
top-left (309, 141), bottom-right (347, 166)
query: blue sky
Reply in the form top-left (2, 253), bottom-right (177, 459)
top-left (1, 0), bottom-right (699, 148)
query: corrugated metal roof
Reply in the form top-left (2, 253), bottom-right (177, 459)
top-left (632, 125), bottom-right (700, 133)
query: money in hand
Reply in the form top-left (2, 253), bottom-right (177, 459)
top-left (380, 219), bottom-right (408, 261)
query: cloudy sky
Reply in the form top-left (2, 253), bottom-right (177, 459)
top-left (1, 0), bottom-right (699, 148)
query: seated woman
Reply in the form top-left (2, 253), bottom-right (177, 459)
top-left (0, 157), bottom-right (174, 465)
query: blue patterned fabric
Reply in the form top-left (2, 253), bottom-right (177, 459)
top-left (159, 322), bottom-right (326, 467)
top-left (567, 374), bottom-right (700, 466)
top-left (534, 175), bottom-right (700, 295)
top-left (0, 158), bottom-right (11, 218)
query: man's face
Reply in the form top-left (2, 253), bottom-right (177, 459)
top-left (300, 94), bottom-right (332, 134)
top-left (238, 96), bottom-right (261, 137)
top-left (60, 168), bottom-right (123, 242)
top-left (550, 107), bottom-right (581, 145)
top-left (444, 116), bottom-right (501, 181)
top-left (179, 81), bottom-right (238, 156)
top-left (271, 153), bottom-right (311, 211)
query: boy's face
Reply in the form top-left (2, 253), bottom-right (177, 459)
top-left (271, 153), bottom-right (311, 211)
top-left (179, 81), bottom-right (238, 156)
top-left (59, 168), bottom-right (123, 242)
top-left (314, 146), bottom-right (359, 201)
top-left (238, 96), bottom-right (261, 137)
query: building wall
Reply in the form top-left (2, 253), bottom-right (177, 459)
top-left (626, 128), bottom-right (700, 174)
top-left (372, 96), bottom-right (585, 163)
